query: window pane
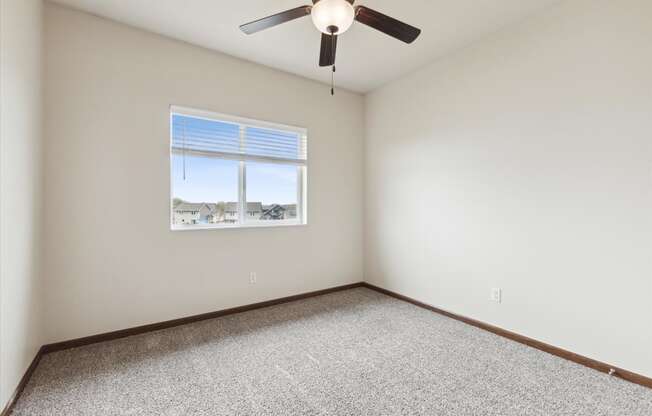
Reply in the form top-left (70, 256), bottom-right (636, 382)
top-left (171, 154), bottom-right (239, 227)
top-left (246, 162), bottom-right (298, 222)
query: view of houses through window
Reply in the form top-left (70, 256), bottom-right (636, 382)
top-left (172, 200), bottom-right (297, 226)
top-left (170, 108), bottom-right (306, 229)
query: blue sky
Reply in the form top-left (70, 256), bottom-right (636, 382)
top-left (172, 154), bottom-right (297, 204)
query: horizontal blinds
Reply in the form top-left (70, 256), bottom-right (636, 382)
top-left (171, 114), bottom-right (240, 154)
top-left (171, 113), bottom-right (307, 164)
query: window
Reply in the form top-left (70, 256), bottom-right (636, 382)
top-left (170, 106), bottom-right (307, 230)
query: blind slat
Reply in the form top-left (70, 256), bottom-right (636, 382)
top-left (171, 148), bottom-right (306, 166)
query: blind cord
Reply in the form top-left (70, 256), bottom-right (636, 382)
top-left (182, 118), bottom-right (187, 181)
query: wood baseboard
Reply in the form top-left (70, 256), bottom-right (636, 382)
top-left (1, 282), bottom-right (364, 415)
top-left (361, 282), bottom-right (652, 389)
top-left (0, 346), bottom-right (45, 416)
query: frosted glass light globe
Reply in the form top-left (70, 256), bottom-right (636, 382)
top-left (311, 0), bottom-right (355, 34)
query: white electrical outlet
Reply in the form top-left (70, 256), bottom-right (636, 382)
top-left (249, 272), bottom-right (257, 284)
top-left (490, 288), bottom-right (502, 303)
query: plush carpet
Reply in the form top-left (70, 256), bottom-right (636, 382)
top-left (13, 288), bottom-right (652, 415)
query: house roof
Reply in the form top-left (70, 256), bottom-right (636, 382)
top-left (175, 202), bottom-right (207, 212)
top-left (224, 202), bottom-right (263, 212)
top-left (175, 202), bottom-right (221, 213)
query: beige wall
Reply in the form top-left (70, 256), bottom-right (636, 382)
top-left (43, 3), bottom-right (364, 343)
top-left (0, 0), bottom-right (44, 405)
top-left (365, 0), bottom-right (652, 377)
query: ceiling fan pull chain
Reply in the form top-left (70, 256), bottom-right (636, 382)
top-left (331, 33), bottom-right (336, 95)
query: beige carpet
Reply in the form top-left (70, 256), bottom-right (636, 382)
top-left (14, 288), bottom-right (652, 415)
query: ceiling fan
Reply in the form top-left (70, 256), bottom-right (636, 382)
top-left (240, 0), bottom-right (421, 94)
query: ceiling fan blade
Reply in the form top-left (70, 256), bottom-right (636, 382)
top-left (240, 6), bottom-right (312, 35)
top-left (354, 6), bottom-right (421, 44)
top-left (313, 0), bottom-right (354, 3)
top-left (319, 33), bottom-right (337, 67)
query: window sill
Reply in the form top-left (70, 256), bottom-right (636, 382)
top-left (170, 222), bottom-right (307, 232)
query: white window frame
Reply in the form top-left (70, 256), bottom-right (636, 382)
top-left (169, 105), bottom-right (308, 231)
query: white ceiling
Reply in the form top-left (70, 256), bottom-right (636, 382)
top-left (50, 0), bottom-right (561, 93)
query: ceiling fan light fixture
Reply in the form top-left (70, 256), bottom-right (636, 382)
top-left (311, 0), bottom-right (355, 35)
